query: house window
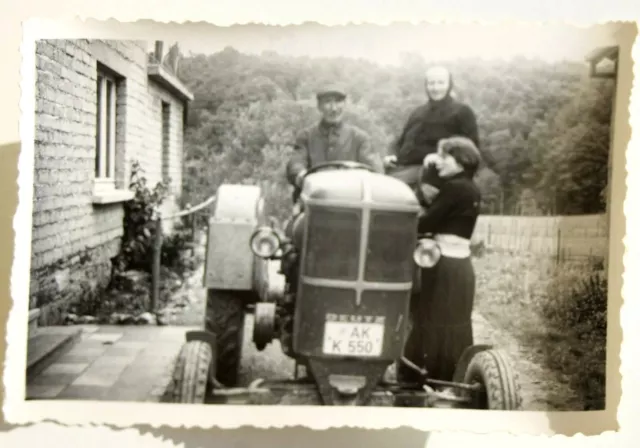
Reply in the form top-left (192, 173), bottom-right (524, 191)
top-left (94, 70), bottom-right (117, 191)
top-left (161, 101), bottom-right (171, 183)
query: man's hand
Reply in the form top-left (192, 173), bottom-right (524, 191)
top-left (294, 169), bottom-right (307, 189)
top-left (383, 155), bottom-right (398, 168)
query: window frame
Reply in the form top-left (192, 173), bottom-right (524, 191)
top-left (94, 70), bottom-right (117, 189)
top-left (161, 100), bottom-right (171, 185)
top-left (91, 66), bottom-right (134, 205)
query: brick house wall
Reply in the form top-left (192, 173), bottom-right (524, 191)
top-left (30, 39), bottom-right (193, 325)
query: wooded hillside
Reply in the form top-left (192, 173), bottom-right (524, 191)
top-left (175, 47), bottom-right (616, 221)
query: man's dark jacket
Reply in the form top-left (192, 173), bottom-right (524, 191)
top-left (286, 121), bottom-right (384, 185)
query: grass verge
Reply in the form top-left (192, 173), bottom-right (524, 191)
top-left (472, 250), bottom-right (607, 410)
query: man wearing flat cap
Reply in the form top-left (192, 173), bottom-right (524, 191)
top-left (285, 85), bottom-right (384, 189)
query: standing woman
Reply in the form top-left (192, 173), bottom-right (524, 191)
top-left (385, 66), bottom-right (481, 205)
top-left (398, 136), bottom-right (483, 384)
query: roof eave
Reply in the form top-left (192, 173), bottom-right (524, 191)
top-left (584, 46), bottom-right (619, 64)
top-left (147, 62), bottom-right (194, 103)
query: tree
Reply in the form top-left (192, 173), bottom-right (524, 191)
top-left (176, 47), bottom-right (616, 217)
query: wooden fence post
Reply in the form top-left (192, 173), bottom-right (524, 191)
top-left (184, 202), bottom-right (196, 255)
top-left (191, 209), bottom-right (197, 244)
top-left (150, 214), bottom-right (163, 313)
top-left (556, 228), bottom-right (562, 266)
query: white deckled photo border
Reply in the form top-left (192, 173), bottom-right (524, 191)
top-left (3, 15), bottom-right (635, 438)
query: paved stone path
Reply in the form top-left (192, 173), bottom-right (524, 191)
top-left (27, 324), bottom-right (197, 402)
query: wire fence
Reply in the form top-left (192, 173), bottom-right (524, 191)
top-left (148, 194), bottom-right (217, 312)
top-left (146, 197), bottom-right (609, 309)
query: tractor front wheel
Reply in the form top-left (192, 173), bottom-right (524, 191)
top-left (205, 288), bottom-right (246, 387)
top-left (463, 349), bottom-right (523, 410)
top-left (170, 340), bottom-right (213, 403)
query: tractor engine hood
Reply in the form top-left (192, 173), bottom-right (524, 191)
top-left (289, 170), bottom-right (421, 249)
top-left (300, 169), bottom-right (421, 210)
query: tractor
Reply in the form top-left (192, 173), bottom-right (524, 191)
top-left (169, 161), bottom-right (522, 409)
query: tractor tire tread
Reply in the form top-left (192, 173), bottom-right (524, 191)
top-left (205, 289), bottom-right (245, 387)
top-left (465, 349), bottom-right (523, 410)
top-left (170, 340), bottom-right (212, 403)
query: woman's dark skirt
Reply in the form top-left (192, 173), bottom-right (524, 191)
top-left (399, 255), bottom-right (476, 383)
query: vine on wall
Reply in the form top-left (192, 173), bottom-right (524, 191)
top-left (111, 160), bottom-right (171, 276)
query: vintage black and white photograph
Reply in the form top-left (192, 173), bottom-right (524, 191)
top-left (9, 20), bottom-right (625, 422)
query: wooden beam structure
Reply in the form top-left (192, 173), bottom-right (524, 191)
top-left (585, 46), bottom-right (619, 79)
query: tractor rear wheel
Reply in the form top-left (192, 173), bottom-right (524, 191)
top-left (205, 288), bottom-right (245, 387)
top-left (171, 340), bottom-right (213, 403)
top-left (463, 349), bottom-right (523, 410)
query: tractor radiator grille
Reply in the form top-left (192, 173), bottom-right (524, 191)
top-left (364, 211), bottom-right (417, 283)
top-left (304, 207), bottom-right (361, 280)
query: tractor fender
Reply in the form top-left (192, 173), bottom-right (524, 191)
top-left (451, 344), bottom-right (493, 384)
top-left (261, 259), bottom-right (286, 303)
top-left (203, 184), bottom-right (265, 291)
top-left (186, 330), bottom-right (217, 351)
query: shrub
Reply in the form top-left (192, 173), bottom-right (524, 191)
top-left (472, 252), bottom-right (607, 410)
top-left (113, 162), bottom-right (204, 278)
top-left (538, 261), bottom-right (607, 337)
top-left (161, 221), bottom-right (198, 277)
top-left (537, 261), bottom-right (608, 410)
top-left (112, 160), bottom-right (171, 275)
top-left (67, 161), bottom-right (201, 320)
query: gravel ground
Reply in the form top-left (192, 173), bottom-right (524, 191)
top-left (164, 259), bottom-right (579, 410)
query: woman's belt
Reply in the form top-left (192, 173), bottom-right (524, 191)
top-left (434, 234), bottom-right (471, 259)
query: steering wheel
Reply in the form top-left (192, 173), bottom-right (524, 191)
top-left (303, 161), bottom-right (376, 180)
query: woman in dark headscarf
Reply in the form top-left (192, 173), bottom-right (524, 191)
top-left (397, 136), bottom-right (483, 385)
top-left (385, 66), bottom-right (481, 205)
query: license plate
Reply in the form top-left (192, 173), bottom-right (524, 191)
top-left (322, 321), bottom-right (385, 357)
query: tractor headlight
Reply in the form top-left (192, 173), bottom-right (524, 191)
top-left (250, 227), bottom-right (281, 259)
top-left (413, 238), bottom-right (441, 268)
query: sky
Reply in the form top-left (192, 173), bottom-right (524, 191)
top-left (150, 22), bottom-right (623, 66)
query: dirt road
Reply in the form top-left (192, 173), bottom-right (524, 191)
top-left (166, 262), bottom-right (580, 410)
top-left (470, 312), bottom-right (581, 411)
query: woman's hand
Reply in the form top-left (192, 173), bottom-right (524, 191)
top-left (420, 184), bottom-right (440, 204)
top-left (423, 153), bottom-right (440, 167)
